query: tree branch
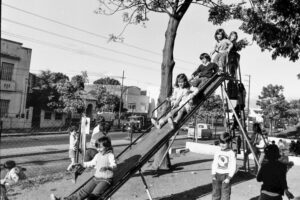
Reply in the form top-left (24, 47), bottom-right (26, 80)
top-left (142, 0), bottom-right (172, 16)
top-left (176, 0), bottom-right (193, 19)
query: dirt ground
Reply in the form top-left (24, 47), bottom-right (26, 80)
top-left (5, 152), bottom-right (300, 200)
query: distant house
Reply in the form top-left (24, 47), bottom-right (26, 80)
top-left (85, 84), bottom-right (151, 117)
top-left (27, 80), bottom-right (97, 129)
top-left (0, 39), bottom-right (33, 130)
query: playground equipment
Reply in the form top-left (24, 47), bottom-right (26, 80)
top-left (65, 72), bottom-right (260, 200)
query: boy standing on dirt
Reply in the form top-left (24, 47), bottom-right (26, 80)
top-left (211, 132), bottom-right (236, 200)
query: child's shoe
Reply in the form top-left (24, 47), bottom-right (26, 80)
top-left (50, 194), bottom-right (61, 200)
top-left (151, 118), bottom-right (161, 129)
top-left (167, 118), bottom-right (176, 129)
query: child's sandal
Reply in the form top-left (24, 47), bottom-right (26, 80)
top-left (151, 118), bottom-right (160, 129)
top-left (167, 118), bottom-right (176, 129)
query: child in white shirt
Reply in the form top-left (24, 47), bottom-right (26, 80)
top-left (67, 126), bottom-right (79, 171)
top-left (51, 136), bottom-right (116, 200)
top-left (211, 132), bottom-right (236, 200)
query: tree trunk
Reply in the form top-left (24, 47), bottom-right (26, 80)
top-left (152, 1), bottom-right (192, 170)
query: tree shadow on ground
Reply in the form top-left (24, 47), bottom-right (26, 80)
top-left (156, 171), bottom-right (255, 200)
top-left (141, 159), bottom-right (213, 177)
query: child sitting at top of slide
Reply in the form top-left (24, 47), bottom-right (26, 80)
top-left (190, 53), bottom-right (219, 89)
top-left (151, 73), bottom-right (197, 129)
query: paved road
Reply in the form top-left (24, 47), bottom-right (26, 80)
top-left (0, 130), bottom-right (195, 178)
top-left (0, 131), bottom-right (134, 149)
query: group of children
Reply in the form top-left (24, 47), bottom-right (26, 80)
top-left (151, 28), bottom-right (241, 131)
top-left (212, 130), bottom-right (295, 200)
top-left (149, 27), bottom-right (295, 200)
top-left (2, 28), bottom-right (293, 200)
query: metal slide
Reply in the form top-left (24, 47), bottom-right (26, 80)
top-left (67, 74), bottom-right (228, 200)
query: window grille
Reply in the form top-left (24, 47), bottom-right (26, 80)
top-left (0, 62), bottom-right (14, 81)
top-left (0, 99), bottom-right (10, 117)
top-left (44, 111), bottom-right (52, 120)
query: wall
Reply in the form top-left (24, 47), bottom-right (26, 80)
top-left (1, 107), bottom-right (33, 129)
top-left (39, 110), bottom-right (66, 128)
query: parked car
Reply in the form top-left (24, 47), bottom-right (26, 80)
top-left (122, 115), bottom-right (146, 133)
top-left (187, 123), bottom-right (213, 139)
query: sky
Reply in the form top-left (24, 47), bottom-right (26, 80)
top-left (2, 0), bottom-right (299, 108)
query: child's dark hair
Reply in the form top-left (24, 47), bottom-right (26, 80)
top-left (219, 132), bottom-right (231, 144)
top-left (214, 28), bottom-right (228, 41)
top-left (174, 73), bottom-right (190, 88)
top-left (95, 136), bottom-right (113, 153)
top-left (253, 123), bottom-right (262, 134)
top-left (265, 144), bottom-right (280, 161)
top-left (199, 53), bottom-right (211, 62)
top-left (69, 125), bottom-right (77, 133)
top-left (229, 31), bottom-right (238, 41)
top-left (4, 160), bottom-right (16, 170)
top-left (96, 115), bottom-right (105, 124)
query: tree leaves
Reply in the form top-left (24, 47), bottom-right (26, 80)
top-left (91, 85), bottom-right (121, 112)
top-left (93, 77), bottom-right (121, 85)
top-left (256, 84), bottom-right (288, 120)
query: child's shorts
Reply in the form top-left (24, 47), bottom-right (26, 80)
top-left (69, 149), bottom-right (76, 158)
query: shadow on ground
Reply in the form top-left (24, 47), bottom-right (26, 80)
top-left (141, 159), bottom-right (213, 177)
top-left (156, 171), bottom-right (255, 200)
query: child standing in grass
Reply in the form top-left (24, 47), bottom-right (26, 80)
top-left (51, 136), bottom-right (117, 200)
top-left (211, 132), bottom-right (236, 200)
top-left (67, 126), bottom-right (79, 171)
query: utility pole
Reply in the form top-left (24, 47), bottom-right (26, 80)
top-left (244, 75), bottom-right (251, 131)
top-left (118, 70), bottom-right (125, 128)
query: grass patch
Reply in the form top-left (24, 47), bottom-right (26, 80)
top-left (12, 171), bottom-right (72, 190)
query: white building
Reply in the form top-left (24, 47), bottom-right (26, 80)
top-left (0, 39), bottom-right (33, 129)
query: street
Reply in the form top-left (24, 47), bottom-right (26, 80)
top-left (0, 130), bottom-right (198, 178)
top-left (0, 131), bottom-right (132, 149)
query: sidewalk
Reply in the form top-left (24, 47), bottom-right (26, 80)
top-left (6, 152), bottom-right (300, 200)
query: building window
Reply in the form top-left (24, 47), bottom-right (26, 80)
top-left (26, 110), bottom-right (30, 119)
top-left (44, 111), bottom-right (52, 120)
top-left (140, 103), bottom-right (146, 112)
top-left (0, 99), bottom-right (10, 117)
top-left (128, 103), bottom-right (136, 111)
top-left (0, 62), bottom-right (14, 81)
top-left (55, 112), bottom-right (63, 120)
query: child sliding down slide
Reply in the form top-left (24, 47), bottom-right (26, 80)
top-left (151, 73), bottom-right (197, 130)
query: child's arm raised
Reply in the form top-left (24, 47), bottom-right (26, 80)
top-left (83, 153), bottom-right (98, 168)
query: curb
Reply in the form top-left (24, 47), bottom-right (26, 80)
top-left (0, 131), bottom-right (69, 137)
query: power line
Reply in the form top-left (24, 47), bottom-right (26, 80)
top-left (1, 31), bottom-right (163, 72)
top-left (3, 3), bottom-right (196, 66)
top-left (2, 18), bottom-right (167, 66)
top-left (2, 31), bottom-right (161, 86)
